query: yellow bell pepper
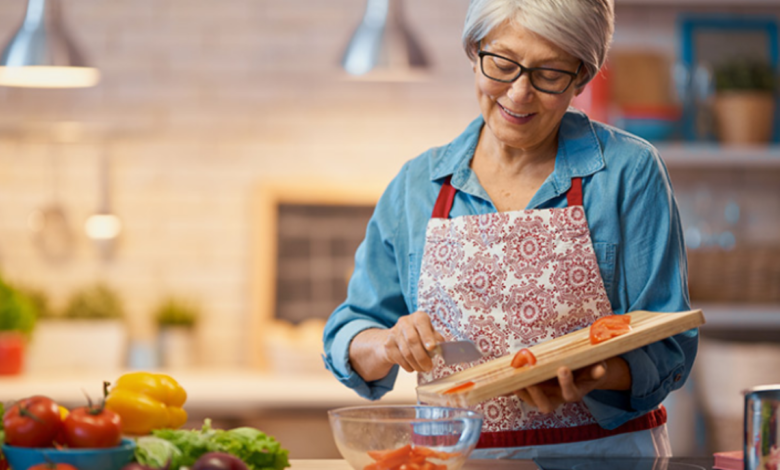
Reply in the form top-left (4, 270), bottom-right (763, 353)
top-left (105, 371), bottom-right (188, 435)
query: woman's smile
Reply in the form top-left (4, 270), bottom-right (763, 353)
top-left (497, 102), bottom-right (536, 124)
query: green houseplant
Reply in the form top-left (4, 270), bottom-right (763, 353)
top-left (154, 297), bottom-right (200, 369)
top-left (26, 282), bottom-right (128, 373)
top-left (0, 276), bottom-right (37, 375)
top-left (154, 298), bottom-right (199, 329)
top-left (62, 282), bottom-right (125, 320)
top-left (713, 58), bottom-right (778, 144)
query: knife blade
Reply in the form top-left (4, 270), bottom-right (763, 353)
top-left (428, 340), bottom-right (483, 365)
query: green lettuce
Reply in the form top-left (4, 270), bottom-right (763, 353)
top-left (150, 419), bottom-right (289, 470)
top-left (135, 436), bottom-right (184, 469)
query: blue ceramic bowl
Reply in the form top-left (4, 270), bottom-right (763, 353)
top-left (1, 438), bottom-right (135, 470)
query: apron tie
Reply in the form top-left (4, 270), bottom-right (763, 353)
top-left (432, 176), bottom-right (584, 218)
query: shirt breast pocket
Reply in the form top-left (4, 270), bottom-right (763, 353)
top-left (591, 241), bottom-right (617, 299)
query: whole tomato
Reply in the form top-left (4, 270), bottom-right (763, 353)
top-left (3, 395), bottom-right (62, 447)
top-left (29, 464), bottom-right (79, 470)
top-left (63, 404), bottom-right (122, 448)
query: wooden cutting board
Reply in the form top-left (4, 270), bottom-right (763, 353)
top-left (416, 309), bottom-right (705, 407)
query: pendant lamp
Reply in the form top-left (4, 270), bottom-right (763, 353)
top-left (341, 0), bottom-right (430, 81)
top-left (0, 0), bottom-right (100, 88)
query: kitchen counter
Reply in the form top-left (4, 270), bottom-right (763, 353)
top-left (0, 368), bottom-right (419, 414)
top-left (289, 460), bottom-right (539, 469)
top-left (289, 458), bottom-right (717, 469)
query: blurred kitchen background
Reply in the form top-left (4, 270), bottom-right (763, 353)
top-left (0, 0), bottom-right (779, 460)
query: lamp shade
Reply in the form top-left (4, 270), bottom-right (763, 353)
top-left (0, 0), bottom-right (100, 88)
top-left (341, 0), bottom-right (430, 81)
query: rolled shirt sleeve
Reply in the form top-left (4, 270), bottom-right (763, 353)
top-left (322, 166), bottom-right (411, 400)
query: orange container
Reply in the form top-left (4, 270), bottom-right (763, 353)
top-left (0, 332), bottom-right (25, 375)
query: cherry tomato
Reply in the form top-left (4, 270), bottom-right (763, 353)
top-left (589, 314), bottom-right (632, 345)
top-left (2, 395), bottom-right (63, 448)
top-left (62, 404), bottom-right (122, 448)
top-left (29, 463), bottom-right (79, 470)
top-left (510, 348), bottom-right (537, 368)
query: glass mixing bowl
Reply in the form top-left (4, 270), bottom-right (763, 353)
top-left (328, 405), bottom-right (483, 470)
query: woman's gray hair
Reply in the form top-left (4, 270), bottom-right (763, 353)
top-left (462, 0), bottom-right (614, 86)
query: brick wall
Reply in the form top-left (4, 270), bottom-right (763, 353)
top-left (0, 1), bottom-right (778, 369)
top-left (0, 0), bottom-right (479, 368)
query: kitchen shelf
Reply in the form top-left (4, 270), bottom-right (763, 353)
top-left (657, 143), bottom-right (780, 169)
top-left (694, 303), bottom-right (780, 329)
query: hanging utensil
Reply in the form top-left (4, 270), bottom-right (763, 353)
top-left (28, 140), bottom-right (74, 263)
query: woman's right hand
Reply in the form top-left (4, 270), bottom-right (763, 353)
top-left (349, 311), bottom-right (445, 381)
top-left (381, 310), bottom-right (445, 373)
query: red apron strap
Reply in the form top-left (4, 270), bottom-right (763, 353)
top-left (431, 176), bottom-right (457, 219)
top-left (476, 406), bottom-right (667, 449)
top-left (567, 177), bottom-right (583, 207)
top-left (435, 176), bottom-right (581, 217)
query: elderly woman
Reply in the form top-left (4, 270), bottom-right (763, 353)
top-left (323, 0), bottom-right (698, 458)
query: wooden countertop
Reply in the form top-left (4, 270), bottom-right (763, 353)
top-left (289, 458), bottom-right (716, 469)
top-left (289, 460), bottom-right (539, 469)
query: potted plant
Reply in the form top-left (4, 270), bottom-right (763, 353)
top-left (0, 276), bottom-right (37, 375)
top-left (713, 58), bottom-right (778, 144)
top-left (25, 282), bottom-right (128, 373)
top-left (154, 297), bottom-right (200, 369)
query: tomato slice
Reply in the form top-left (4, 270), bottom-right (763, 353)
top-left (367, 444), bottom-right (413, 469)
top-left (510, 348), bottom-right (537, 369)
top-left (589, 315), bottom-right (632, 345)
top-left (365, 445), bottom-right (458, 470)
top-left (442, 381), bottom-right (475, 394)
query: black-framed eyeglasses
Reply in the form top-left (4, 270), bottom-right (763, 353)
top-left (478, 51), bottom-right (583, 94)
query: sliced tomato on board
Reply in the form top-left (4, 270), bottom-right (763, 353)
top-left (510, 348), bottom-right (537, 368)
top-left (442, 381), bottom-right (475, 395)
top-left (589, 315), bottom-right (632, 345)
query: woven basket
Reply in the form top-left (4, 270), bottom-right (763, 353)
top-left (688, 248), bottom-right (780, 303)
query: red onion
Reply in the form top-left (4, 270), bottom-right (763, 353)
top-left (191, 452), bottom-right (249, 470)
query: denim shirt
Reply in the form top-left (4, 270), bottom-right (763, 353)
top-left (322, 108), bottom-right (698, 431)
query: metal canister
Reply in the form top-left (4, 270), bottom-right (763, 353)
top-left (745, 384), bottom-right (780, 470)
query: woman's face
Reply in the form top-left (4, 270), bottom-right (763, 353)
top-left (474, 20), bottom-right (584, 153)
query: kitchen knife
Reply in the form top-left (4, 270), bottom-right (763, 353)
top-left (428, 340), bottom-right (483, 365)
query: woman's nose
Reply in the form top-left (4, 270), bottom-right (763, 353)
top-left (507, 74), bottom-right (534, 102)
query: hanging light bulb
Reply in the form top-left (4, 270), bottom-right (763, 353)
top-left (341, 0), bottom-right (430, 81)
top-left (0, 0), bottom-right (100, 88)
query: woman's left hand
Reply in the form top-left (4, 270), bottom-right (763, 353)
top-left (513, 357), bottom-right (631, 413)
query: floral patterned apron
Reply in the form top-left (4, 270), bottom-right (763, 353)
top-left (417, 176), bottom-right (667, 449)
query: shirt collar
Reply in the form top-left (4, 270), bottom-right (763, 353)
top-left (430, 108), bottom-right (605, 196)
